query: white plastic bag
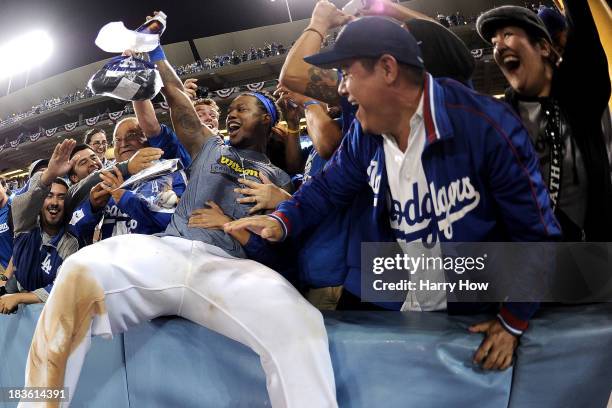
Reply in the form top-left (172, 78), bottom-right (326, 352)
top-left (95, 21), bottom-right (160, 53)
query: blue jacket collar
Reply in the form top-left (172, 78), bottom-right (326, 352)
top-left (423, 74), bottom-right (453, 146)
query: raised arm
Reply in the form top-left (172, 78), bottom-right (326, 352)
top-left (279, 1), bottom-right (351, 105)
top-left (13, 139), bottom-right (76, 234)
top-left (275, 86), bottom-right (307, 174)
top-left (303, 103), bottom-right (342, 160)
top-left (276, 85), bottom-right (342, 161)
top-left (120, 48), bottom-right (163, 138)
top-left (150, 45), bottom-right (214, 159)
top-left (133, 100), bottom-right (162, 138)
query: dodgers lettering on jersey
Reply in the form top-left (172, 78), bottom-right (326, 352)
top-left (385, 177), bottom-right (481, 244)
top-left (366, 160), bottom-right (382, 207)
top-left (101, 171), bottom-right (185, 239)
top-left (430, 177), bottom-right (480, 240)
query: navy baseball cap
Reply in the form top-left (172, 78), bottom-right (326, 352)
top-left (304, 16), bottom-right (424, 69)
top-left (538, 6), bottom-right (567, 37)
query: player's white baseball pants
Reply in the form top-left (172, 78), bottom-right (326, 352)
top-left (20, 234), bottom-right (337, 408)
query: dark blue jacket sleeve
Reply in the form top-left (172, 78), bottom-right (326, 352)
top-left (478, 93), bottom-right (561, 333)
top-left (148, 124), bottom-right (193, 168)
top-left (480, 97), bottom-right (562, 241)
top-left (67, 199), bottom-right (103, 247)
top-left (273, 125), bottom-right (373, 238)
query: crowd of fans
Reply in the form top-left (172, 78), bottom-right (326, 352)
top-left (176, 41), bottom-right (289, 75)
top-left (0, 88), bottom-right (94, 128)
top-left (435, 2), bottom-right (548, 27)
top-left (435, 10), bottom-right (478, 27)
top-left (0, 3), bottom-right (506, 134)
top-left (0, 0), bottom-right (610, 404)
top-left (0, 40), bottom-right (289, 130)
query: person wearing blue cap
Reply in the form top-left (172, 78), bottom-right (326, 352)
top-left (21, 13), bottom-right (337, 408)
top-left (227, 15), bottom-right (561, 371)
top-left (274, 0), bottom-right (477, 310)
top-left (538, 6), bottom-right (568, 55)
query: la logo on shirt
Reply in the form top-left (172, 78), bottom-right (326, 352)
top-left (41, 253), bottom-right (52, 275)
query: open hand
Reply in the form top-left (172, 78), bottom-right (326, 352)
top-left (188, 201), bottom-right (231, 230)
top-left (127, 147), bottom-right (163, 174)
top-left (224, 215), bottom-right (284, 241)
top-left (234, 174), bottom-right (291, 214)
top-left (41, 139), bottom-right (77, 185)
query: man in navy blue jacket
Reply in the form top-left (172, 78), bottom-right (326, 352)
top-left (0, 140), bottom-right (99, 313)
top-left (226, 16), bottom-right (561, 371)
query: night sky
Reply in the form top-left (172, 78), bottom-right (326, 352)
top-left (0, 0), bottom-right (348, 85)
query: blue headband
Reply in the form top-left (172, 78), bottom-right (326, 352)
top-left (244, 92), bottom-right (278, 127)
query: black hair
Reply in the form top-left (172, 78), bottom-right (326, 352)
top-left (83, 128), bottom-right (106, 145)
top-left (70, 143), bottom-right (95, 160)
top-left (357, 57), bottom-right (425, 87)
top-left (53, 177), bottom-right (70, 190)
top-left (68, 144), bottom-right (95, 178)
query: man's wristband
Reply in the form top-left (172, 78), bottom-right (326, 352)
top-left (303, 100), bottom-right (321, 109)
top-left (303, 27), bottom-right (326, 42)
top-left (148, 45), bottom-right (166, 63)
top-left (0, 273), bottom-right (8, 282)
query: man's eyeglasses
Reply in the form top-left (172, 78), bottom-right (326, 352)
top-left (114, 130), bottom-right (145, 146)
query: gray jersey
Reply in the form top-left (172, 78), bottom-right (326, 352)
top-left (163, 136), bottom-right (292, 258)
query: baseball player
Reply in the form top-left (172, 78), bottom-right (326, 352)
top-left (20, 31), bottom-right (337, 408)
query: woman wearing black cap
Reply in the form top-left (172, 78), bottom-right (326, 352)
top-left (477, 2), bottom-right (612, 242)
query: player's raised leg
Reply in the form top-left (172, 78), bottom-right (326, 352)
top-left (179, 241), bottom-right (338, 408)
top-left (21, 234), bottom-right (192, 407)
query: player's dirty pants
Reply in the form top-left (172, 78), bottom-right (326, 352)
top-left (21, 234), bottom-right (337, 408)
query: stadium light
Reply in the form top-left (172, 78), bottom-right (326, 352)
top-left (0, 30), bottom-right (53, 80)
top-left (270, 0), bottom-right (293, 22)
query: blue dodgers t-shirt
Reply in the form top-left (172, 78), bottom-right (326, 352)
top-left (0, 197), bottom-right (13, 269)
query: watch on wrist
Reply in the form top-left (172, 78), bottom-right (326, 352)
top-left (0, 273), bottom-right (8, 282)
